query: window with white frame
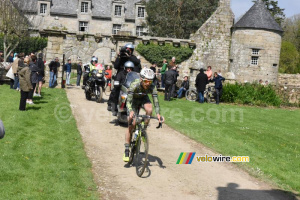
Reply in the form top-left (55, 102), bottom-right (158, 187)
top-left (112, 24), bottom-right (121, 34)
top-left (79, 21), bottom-right (88, 32)
top-left (137, 7), bottom-right (145, 18)
top-left (136, 26), bottom-right (144, 36)
top-left (252, 49), bottom-right (259, 55)
top-left (81, 2), bottom-right (89, 13)
top-left (111, 49), bottom-right (116, 61)
top-left (115, 5), bottom-right (122, 16)
top-left (40, 3), bottom-right (47, 14)
top-left (251, 56), bottom-right (259, 65)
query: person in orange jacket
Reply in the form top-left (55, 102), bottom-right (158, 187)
top-left (105, 65), bottom-right (112, 90)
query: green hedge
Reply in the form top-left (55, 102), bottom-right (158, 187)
top-left (221, 83), bottom-right (282, 107)
top-left (0, 35), bottom-right (48, 55)
top-left (136, 43), bottom-right (193, 67)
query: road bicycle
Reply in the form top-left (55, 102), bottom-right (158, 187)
top-left (128, 115), bottom-right (162, 177)
top-left (186, 85), bottom-right (215, 103)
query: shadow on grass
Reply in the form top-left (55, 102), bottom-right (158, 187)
top-left (26, 106), bottom-right (42, 111)
top-left (217, 183), bottom-right (299, 200)
top-left (33, 101), bottom-right (48, 105)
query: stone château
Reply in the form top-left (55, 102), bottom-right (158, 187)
top-left (18, 0), bottom-right (283, 85)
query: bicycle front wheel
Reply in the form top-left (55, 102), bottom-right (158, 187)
top-left (186, 89), bottom-right (198, 101)
top-left (135, 130), bottom-right (149, 177)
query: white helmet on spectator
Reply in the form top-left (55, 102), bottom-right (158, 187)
top-left (124, 61), bottom-right (134, 69)
top-left (140, 68), bottom-right (155, 80)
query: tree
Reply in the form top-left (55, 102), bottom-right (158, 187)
top-left (253, 0), bottom-right (285, 25)
top-left (145, 0), bottom-right (219, 39)
top-left (279, 41), bottom-right (299, 74)
top-left (0, 0), bottom-right (33, 61)
top-left (282, 15), bottom-right (300, 51)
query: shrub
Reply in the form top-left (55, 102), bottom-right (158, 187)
top-left (136, 43), bottom-right (193, 67)
top-left (0, 35), bottom-right (48, 55)
top-left (221, 83), bottom-right (281, 107)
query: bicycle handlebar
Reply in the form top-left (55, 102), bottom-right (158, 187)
top-left (129, 115), bottom-right (163, 129)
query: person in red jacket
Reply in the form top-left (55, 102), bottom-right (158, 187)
top-left (105, 65), bottom-right (112, 90)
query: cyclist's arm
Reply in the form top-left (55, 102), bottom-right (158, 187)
top-left (152, 86), bottom-right (160, 115)
top-left (126, 82), bottom-right (139, 113)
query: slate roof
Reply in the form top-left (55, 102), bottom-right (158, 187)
top-left (16, 0), bottom-right (147, 19)
top-left (234, 0), bottom-right (283, 32)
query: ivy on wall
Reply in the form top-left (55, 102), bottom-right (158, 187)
top-left (136, 43), bottom-right (193, 67)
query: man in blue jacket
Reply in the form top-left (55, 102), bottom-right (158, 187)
top-left (210, 72), bottom-right (225, 104)
top-left (65, 59), bottom-right (72, 85)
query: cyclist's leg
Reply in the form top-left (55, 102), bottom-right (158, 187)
top-left (142, 96), bottom-right (152, 126)
top-left (124, 102), bottom-right (139, 162)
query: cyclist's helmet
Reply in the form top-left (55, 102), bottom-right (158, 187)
top-left (140, 68), bottom-right (155, 80)
top-left (125, 43), bottom-right (134, 54)
top-left (91, 57), bottom-right (98, 63)
top-left (124, 61), bottom-right (134, 69)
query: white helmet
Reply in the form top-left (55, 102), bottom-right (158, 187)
top-left (140, 68), bottom-right (155, 80)
top-left (124, 61), bottom-right (134, 69)
top-left (125, 43), bottom-right (134, 53)
top-left (91, 57), bottom-right (98, 63)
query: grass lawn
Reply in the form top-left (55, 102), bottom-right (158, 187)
top-left (0, 85), bottom-right (99, 199)
top-left (157, 94), bottom-right (300, 194)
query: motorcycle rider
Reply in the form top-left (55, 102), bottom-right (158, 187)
top-left (108, 44), bottom-right (140, 112)
top-left (109, 61), bottom-right (134, 116)
top-left (83, 56), bottom-right (104, 87)
top-left (123, 68), bottom-right (164, 162)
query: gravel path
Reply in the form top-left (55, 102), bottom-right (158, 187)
top-left (65, 86), bottom-right (295, 200)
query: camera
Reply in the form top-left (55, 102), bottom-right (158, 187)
top-left (120, 46), bottom-right (130, 58)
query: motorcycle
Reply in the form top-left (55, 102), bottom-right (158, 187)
top-left (85, 68), bottom-right (107, 103)
top-left (117, 72), bottom-right (140, 124)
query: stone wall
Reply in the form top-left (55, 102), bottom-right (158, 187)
top-left (229, 29), bottom-right (282, 84)
top-left (179, 0), bottom-right (234, 85)
top-left (277, 73), bottom-right (300, 104)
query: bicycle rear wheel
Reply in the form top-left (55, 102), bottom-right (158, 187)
top-left (135, 130), bottom-right (149, 177)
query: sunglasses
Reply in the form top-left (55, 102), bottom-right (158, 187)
top-left (142, 79), bottom-right (153, 84)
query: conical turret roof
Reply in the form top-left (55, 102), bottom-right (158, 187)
top-left (234, 0), bottom-right (283, 32)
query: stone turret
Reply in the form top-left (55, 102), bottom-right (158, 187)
top-left (229, 0), bottom-right (283, 84)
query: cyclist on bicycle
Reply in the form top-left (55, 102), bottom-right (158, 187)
top-left (123, 68), bottom-right (164, 162)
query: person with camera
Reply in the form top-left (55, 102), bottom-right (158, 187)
top-left (107, 44), bottom-right (140, 112)
top-left (114, 44), bottom-right (141, 73)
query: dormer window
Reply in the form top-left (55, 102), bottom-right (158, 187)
top-left (137, 7), bottom-right (145, 18)
top-left (40, 3), bottom-right (47, 14)
top-left (252, 49), bottom-right (259, 55)
top-left (115, 5), bottom-right (122, 16)
top-left (81, 2), bottom-right (89, 13)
